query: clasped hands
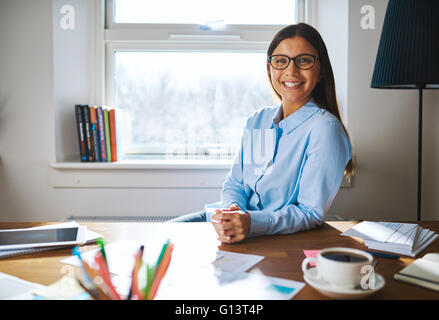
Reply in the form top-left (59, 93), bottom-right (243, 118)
top-left (211, 204), bottom-right (251, 243)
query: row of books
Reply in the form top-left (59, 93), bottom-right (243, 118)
top-left (75, 105), bottom-right (123, 162)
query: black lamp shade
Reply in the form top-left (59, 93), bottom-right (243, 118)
top-left (371, 0), bottom-right (439, 89)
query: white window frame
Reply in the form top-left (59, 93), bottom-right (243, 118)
top-left (53, 1), bottom-right (354, 190)
top-left (101, 0), bottom-right (308, 157)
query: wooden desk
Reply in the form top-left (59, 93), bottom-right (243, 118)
top-left (0, 221), bottom-right (438, 300)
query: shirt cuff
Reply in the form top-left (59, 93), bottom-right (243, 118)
top-left (246, 210), bottom-right (272, 237)
top-left (204, 201), bottom-right (221, 222)
top-left (220, 200), bottom-right (235, 209)
top-left (220, 199), bottom-right (247, 212)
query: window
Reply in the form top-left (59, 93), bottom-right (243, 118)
top-left (113, 0), bottom-right (295, 25)
top-left (105, 0), bottom-right (301, 160)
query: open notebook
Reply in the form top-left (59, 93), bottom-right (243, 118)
top-left (394, 253), bottom-right (439, 292)
top-left (341, 221), bottom-right (438, 257)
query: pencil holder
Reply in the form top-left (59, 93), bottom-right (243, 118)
top-left (73, 239), bottom-right (174, 300)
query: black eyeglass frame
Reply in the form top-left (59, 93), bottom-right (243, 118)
top-left (267, 54), bottom-right (318, 70)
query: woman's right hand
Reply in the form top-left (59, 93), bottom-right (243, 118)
top-left (211, 204), bottom-right (251, 243)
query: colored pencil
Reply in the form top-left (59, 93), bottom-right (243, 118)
top-left (96, 238), bottom-right (108, 264)
top-left (143, 263), bottom-right (155, 300)
top-left (147, 242), bottom-right (174, 300)
top-left (128, 245), bottom-right (144, 300)
top-left (94, 251), bottom-right (121, 300)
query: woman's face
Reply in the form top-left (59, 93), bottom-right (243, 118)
top-left (268, 36), bottom-right (321, 112)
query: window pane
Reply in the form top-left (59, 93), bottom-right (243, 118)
top-left (114, 0), bottom-right (295, 25)
top-left (115, 51), bottom-right (278, 159)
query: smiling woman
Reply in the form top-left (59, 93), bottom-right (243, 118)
top-left (268, 36), bottom-right (322, 118)
top-left (172, 23), bottom-right (354, 244)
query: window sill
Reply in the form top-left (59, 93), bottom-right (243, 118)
top-left (49, 160), bottom-right (231, 188)
top-left (50, 159), bottom-right (233, 170)
top-left (49, 160), bottom-right (352, 189)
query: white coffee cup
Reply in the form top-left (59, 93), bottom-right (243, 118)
top-left (302, 247), bottom-right (373, 289)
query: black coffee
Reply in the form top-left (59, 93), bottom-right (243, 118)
top-left (322, 251), bottom-right (368, 263)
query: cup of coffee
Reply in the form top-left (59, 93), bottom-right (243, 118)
top-left (302, 247), bottom-right (373, 289)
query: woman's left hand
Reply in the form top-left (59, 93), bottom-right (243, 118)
top-left (211, 204), bottom-right (251, 243)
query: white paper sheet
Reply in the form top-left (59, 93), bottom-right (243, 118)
top-left (0, 272), bottom-right (45, 300)
top-left (155, 270), bottom-right (305, 300)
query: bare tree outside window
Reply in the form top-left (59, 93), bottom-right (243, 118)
top-left (115, 52), bottom-right (277, 159)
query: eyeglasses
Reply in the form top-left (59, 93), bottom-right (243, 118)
top-left (268, 54), bottom-right (318, 70)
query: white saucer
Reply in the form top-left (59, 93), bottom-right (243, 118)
top-left (303, 267), bottom-right (385, 299)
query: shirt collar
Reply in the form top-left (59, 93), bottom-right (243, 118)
top-left (272, 99), bottom-right (320, 134)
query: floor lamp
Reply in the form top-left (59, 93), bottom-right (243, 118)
top-left (371, 0), bottom-right (439, 221)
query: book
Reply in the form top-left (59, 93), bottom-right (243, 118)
top-left (97, 106), bottom-right (107, 162)
top-left (394, 253), bottom-right (439, 292)
top-left (74, 104), bottom-right (124, 162)
top-left (82, 105), bottom-right (95, 161)
top-left (89, 106), bottom-right (101, 162)
top-left (74, 105), bottom-right (88, 162)
top-left (109, 109), bottom-right (117, 162)
top-left (341, 221), bottom-right (438, 257)
top-left (115, 108), bottom-right (125, 161)
top-left (103, 109), bottom-right (112, 162)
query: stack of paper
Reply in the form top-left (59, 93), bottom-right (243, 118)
top-left (341, 221), bottom-right (438, 257)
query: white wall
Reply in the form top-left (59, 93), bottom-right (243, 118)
top-left (53, 0), bottom-right (90, 161)
top-left (329, 0), bottom-right (439, 221)
top-left (0, 0), bottom-right (438, 222)
top-left (0, 0), bottom-right (55, 221)
top-left (313, 0), bottom-right (349, 124)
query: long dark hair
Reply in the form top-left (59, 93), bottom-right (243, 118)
top-left (267, 23), bottom-right (354, 178)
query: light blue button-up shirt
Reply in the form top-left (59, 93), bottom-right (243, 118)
top-left (218, 99), bottom-right (352, 236)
